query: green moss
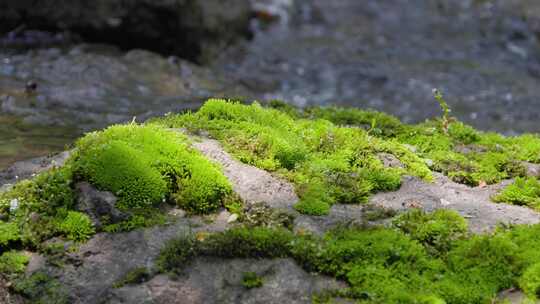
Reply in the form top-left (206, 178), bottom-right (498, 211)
top-left (303, 106), bottom-right (405, 138)
top-left (519, 263), bottom-right (540, 299)
top-left (172, 154), bottom-right (232, 214)
top-left (241, 272), bottom-right (263, 289)
top-left (156, 233), bottom-right (198, 274)
top-left (0, 167), bottom-right (75, 247)
top-left (56, 211), bottom-right (95, 242)
top-left (113, 267), bottom-right (150, 288)
top-left (198, 226), bottom-right (293, 258)
top-left (0, 250), bottom-right (29, 275)
top-left (74, 140), bottom-right (167, 208)
top-left (153, 99), bottom-right (433, 215)
top-left (72, 124), bottom-right (232, 214)
top-left (12, 272), bottom-right (68, 304)
top-left (393, 209), bottom-right (468, 254)
top-left (493, 177), bottom-right (540, 211)
top-left (158, 209), bottom-right (540, 303)
top-left (0, 221), bottom-right (20, 247)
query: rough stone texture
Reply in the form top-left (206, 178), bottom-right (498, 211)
top-left (367, 174), bottom-right (539, 233)
top-left (0, 0), bottom-right (252, 62)
top-left (51, 218), bottom-right (199, 304)
top-left (524, 161), bottom-right (540, 178)
top-left (0, 151), bottom-right (70, 188)
top-left (75, 182), bottom-right (130, 229)
top-left (191, 137), bottom-right (299, 209)
top-left (107, 258), bottom-right (345, 304)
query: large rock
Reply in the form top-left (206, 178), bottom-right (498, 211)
top-left (0, 0), bottom-right (252, 62)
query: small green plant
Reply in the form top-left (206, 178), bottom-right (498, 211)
top-left (242, 272), bottom-right (263, 289)
top-left (56, 211), bottom-right (95, 242)
top-left (0, 250), bottom-right (30, 275)
top-left (433, 88), bottom-right (455, 134)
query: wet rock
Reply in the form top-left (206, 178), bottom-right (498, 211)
top-left (0, 0), bottom-right (252, 62)
top-left (25, 253), bottom-right (46, 275)
top-left (523, 161), bottom-right (540, 178)
top-left (0, 46), bottom-right (252, 167)
top-left (75, 182), bottom-right (129, 229)
top-left (107, 258), bottom-right (345, 304)
top-left (0, 151), bottom-right (70, 187)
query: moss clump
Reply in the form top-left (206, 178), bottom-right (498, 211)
top-left (56, 211), bottom-right (95, 242)
top-left (493, 177), bottom-right (540, 210)
top-left (158, 209), bottom-right (540, 303)
top-left (73, 124), bottom-right (232, 214)
top-left (393, 209), bottom-right (468, 254)
top-left (0, 250), bottom-right (29, 275)
top-left (303, 106), bottom-right (405, 138)
top-left (0, 122), bottom-right (233, 262)
top-left (0, 167), bottom-right (76, 247)
top-left (154, 99), bottom-right (432, 215)
top-left (0, 221), bottom-right (20, 247)
top-left (12, 272), bottom-right (68, 304)
top-left (241, 272), bottom-right (263, 289)
top-left (289, 92), bottom-right (538, 188)
top-left (113, 267), bottom-right (151, 288)
top-left (74, 140), bottom-right (168, 209)
top-left (520, 263), bottom-right (540, 299)
top-left (156, 234), bottom-right (198, 274)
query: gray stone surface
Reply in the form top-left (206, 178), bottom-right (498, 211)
top-left (75, 182), bottom-right (130, 229)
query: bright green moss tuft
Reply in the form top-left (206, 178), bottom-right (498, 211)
top-left (493, 177), bottom-right (540, 211)
top-left (303, 106), bottom-right (405, 138)
top-left (56, 211), bottom-right (95, 242)
top-left (447, 121), bottom-right (480, 144)
top-left (241, 272), bottom-right (263, 289)
top-left (0, 250), bottom-right (29, 275)
top-left (0, 167), bottom-right (75, 246)
top-left (519, 263), bottom-right (540, 299)
top-left (75, 140), bottom-right (167, 208)
top-left (173, 154), bottom-right (233, 214)
top-left (293, 197), bottom-right (331, 216)
top-left (0, 221), bottom-right (20, 247)
top-left (73, 124), bottom-right (232, 214)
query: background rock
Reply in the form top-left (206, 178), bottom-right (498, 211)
top-left (0, 0), bottom-right (252, 62)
